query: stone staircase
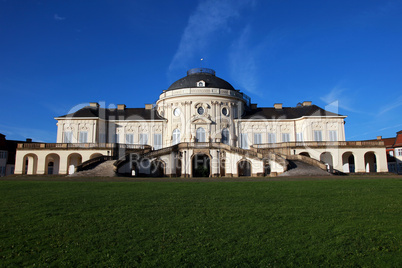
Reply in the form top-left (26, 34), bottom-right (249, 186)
top-left (279, 160), bottom-right (331, 177)
top-left (69, 160), bottom-right (117, 177)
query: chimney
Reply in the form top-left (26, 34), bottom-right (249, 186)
top-left (302, 101), bottom-right (312, 106)
top-left (250, 103), bottom-right (257, 109)
top-left (89, 102), bottom-right (99, 108)
top-left (377, 136), bottom-right (382, 140)
top-left (274, 103), bottom-right (283, 109)
top-left (117, 104), bottom-right (126, 111)
top-left (26, 138), bottom-right (32, 143)
top-left (145, 104), bottom-right (153, 110)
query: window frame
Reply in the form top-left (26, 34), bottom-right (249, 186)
top-left (196, 127), bottom-right (206, 143)
top-left (314, 130), bottom-right (322, 142)
top-left (154, 133), bottom-right (162, 150)
top-left (172, 129), bottom-right (180, 145)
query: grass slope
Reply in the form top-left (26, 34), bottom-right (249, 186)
top-left (0, 178), bottom-right (401, 267)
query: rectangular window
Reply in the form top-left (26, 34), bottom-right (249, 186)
top-left (139, 134), bottom-right (148, 145)
top-left (115, 134), bottom-right (120, 144)
top-left (154, 134), bottom-right (162, 150)
top-left (99, 133), bottom-right (106, 143)
top-left (79, 131), bottom-right (88, 143)
top-left (232, 106), bottom-right (238, 119)
top-left (254, 133), bottom-right (262, 145)
top-left (314, 130), bottom-right (322, 141)
top-left (222, 129), bottom-right (229, 145)
top-left (282, 133), bottom-right (290, 142)
top-left (296, 132), bottom-right (303, 142)
top-left (329, 130), bottom-right (337, 141)
top-left (240, 133), bottom-right (248, 149)
top-left (268, 133), bottom-right (276, 143)
top-left (125, 134), bottom-right (134, 144)
top-left (64, 131), bottom-right (73, 143)
top-left (396, 148), bottom-right (402, 157)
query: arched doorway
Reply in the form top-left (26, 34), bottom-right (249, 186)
top-left (176, 158), bottom-right (182, 177)
top-left (45, 153), bottom-right (60, 175)
top-left (220, 158), bottom-right (226, 177)
top-left (192, 154), bottom-right (210, 177)
top-left (264, 159), bottom-right (271, 176)
top-left (364, 152), bottom-right (377, 172)
top-left (67, 153), bottom-right (82, 175)
top-left (150, 160), bottom-right (165, 177)
top-left (320, 152), bottom-right (333, 172)
top-left (23, 154), bottom-right (38, 175)
top-left (300, 152), bottom-right (310, 157)
top-left (342, 152), bottom-right (355, 173)
top-left (238, 159), bottom-right (251, 177)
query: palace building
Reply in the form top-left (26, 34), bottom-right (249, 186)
top-left (15, 68), bottom-right (388, 177)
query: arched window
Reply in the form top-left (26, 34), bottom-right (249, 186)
top-left (172, 129), bottom-right (180, 145)
top-left (222, 128), bottom-right (229, 145)
top-left (196, 127), bottom-right (206, 142)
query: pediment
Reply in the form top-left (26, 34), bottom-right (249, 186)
top-left (191, 117), bottom-right (212, 124)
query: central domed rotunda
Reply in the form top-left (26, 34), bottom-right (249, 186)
top-left (167, 68), bottom-right (235, 91)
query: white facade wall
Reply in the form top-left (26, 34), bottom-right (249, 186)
top-left (15, 149), bottom-right (111, 175)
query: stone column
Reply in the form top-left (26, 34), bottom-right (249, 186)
top-left (354, 151), bottom-right (366, 173)
top-left (36, 154), bottom-right (46, 175)
top-left (59, 154), bottom-right (69, 175)
top-left (211, 149), bottom-right (220, 177)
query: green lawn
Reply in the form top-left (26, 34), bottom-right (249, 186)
top-left (0, 177), bottom-right (401, 267)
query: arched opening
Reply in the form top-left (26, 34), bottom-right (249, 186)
top-left (238, 159), bottom-right (252, 177)
top-left (176, 158), bottom-right (182, 177)
top-left (45, 153), bottom-right (60, 175)
top-left (364, 152), bottom-right (377, 173)
top-left (48, 162), bottom-right (54, 174)
top-left (221, 128), bottom-right (229, 145)
top-left (264, 159), bottom-right (271, 176)
top-left (23, 154), bottom-right (38, 175)
top-left (196, 127), bottom-right (206, 142)
top-left (67, 153), bottom-right (82, 175)
top-left (342, 152), bottom-right (355, 173)
top-left (320, 152), bottom-right (333, 172)
top-left (192, 154), bottom-right (210, 177)
top-left (299, 152), bottom-right (310, 157)
top-left (150, 160), bottom-right (165, 177)
top-left (90, 153), bottom-right (103, 159)
top-left (220, 158), bottom-right (226, 177)
top-left (172, 129), bottom-right (180, 145)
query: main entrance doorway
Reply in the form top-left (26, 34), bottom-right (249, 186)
top-left (192, 154), bottom-right (210, 177)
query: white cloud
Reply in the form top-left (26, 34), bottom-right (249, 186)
top-left (168, 0), bottom-right (253, 72)
top-left (320, 86), bottom-right (361, 113)
top-left (228, 26), bottom-right (259, 95)
top-left (228, 26), bottom-right (285, 96)
top-left (377, 95), bottom-right (402, 116)
top-left (54, 14), bottom-right (66, 21)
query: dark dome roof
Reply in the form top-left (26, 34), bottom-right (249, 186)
top-left (167, 68), bottom-right (235, 91)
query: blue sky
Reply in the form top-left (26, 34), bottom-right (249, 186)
top-left (0, 0), bottom-right (401, 142)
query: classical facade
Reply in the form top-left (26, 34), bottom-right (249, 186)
top-left (373, 131), bottom-right (402, 173)
top-left (15, 68), bottom-right (388, 177)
